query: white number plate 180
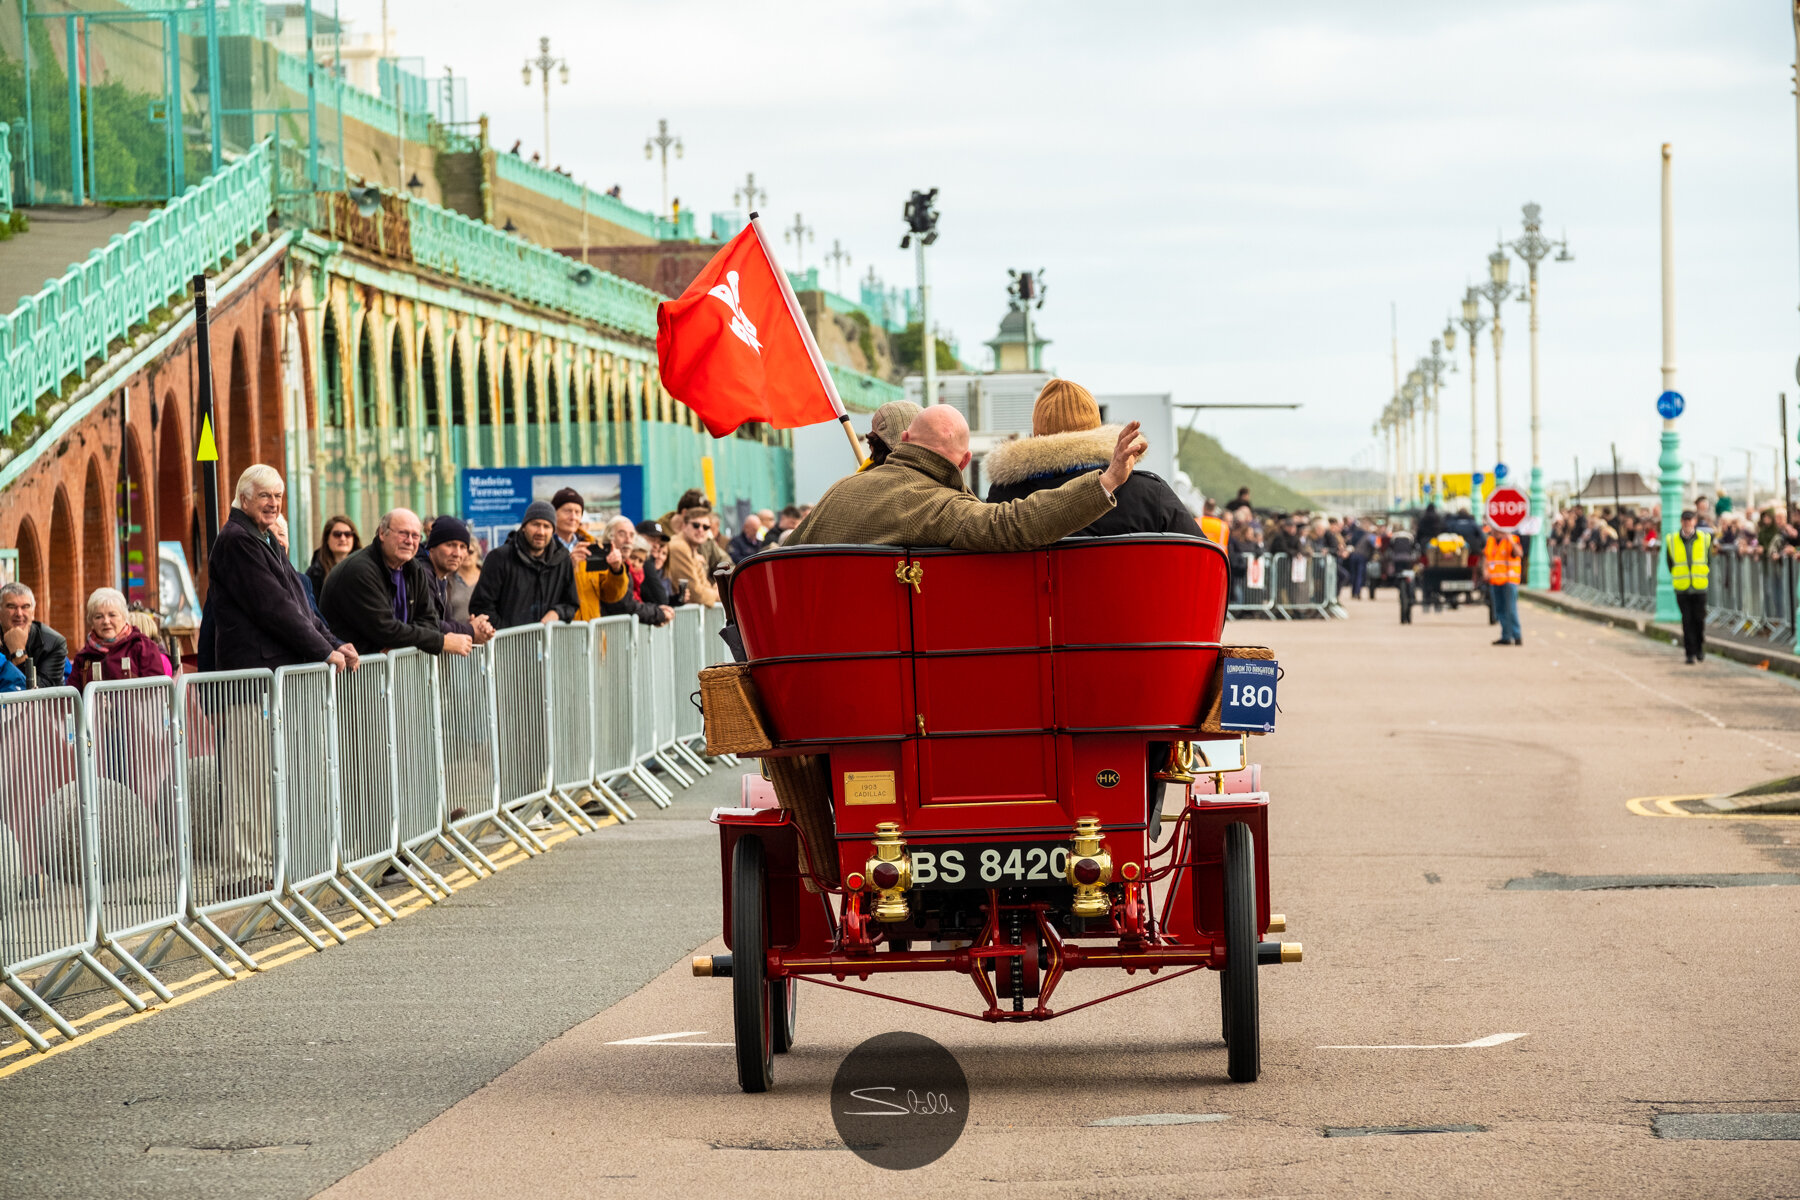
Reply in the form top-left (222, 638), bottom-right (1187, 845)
top-left (907, 841), bottom-right (1071, 889)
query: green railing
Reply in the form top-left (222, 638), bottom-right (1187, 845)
top-left (407, 198), bottom-right (661, 338)
top-left (0, 140), bottom-right (274, 435)
top-left (0, 122), bottom-right (11, 217)
top-left (276, 51), bottom-right (432, 143)
top-left (642, 422), bottom-right (793, 515)
top-left (491, 153), bottom-right (693, 241)
top-left (828, 362), bottom-right (904, 413)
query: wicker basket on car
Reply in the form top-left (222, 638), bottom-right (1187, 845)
top-left (698, 663), bottom-right (774, 756)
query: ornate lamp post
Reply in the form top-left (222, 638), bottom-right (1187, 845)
top-left (1402, 373), bottom-right (1425, 504)
top-left (1655, 145), bottom-right (1684, 624)
top-left (521, 37), bottom-right (568, 163)
top-left (1474, 248), bottom-right (1513, 476)
top-left (1419, 338), bottom-right (1453, 503)
top-left (644, 118), bottom-right (684, 219)
top-left (1457, 288), bottom-right (1489, 514)
top-left (784, 213), bottom-right (815, 271)
top-left (1505, 202), bottom-right (1574, 588)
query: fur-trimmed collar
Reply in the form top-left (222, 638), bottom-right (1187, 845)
top-left (982, 425), bottom-right (1120, 487)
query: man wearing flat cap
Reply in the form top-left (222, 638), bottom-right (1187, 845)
top-left (862, 400), bottom-right (921, 470)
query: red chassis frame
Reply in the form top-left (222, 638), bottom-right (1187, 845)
top-left (713, 771), bottom-right (1274, 1024)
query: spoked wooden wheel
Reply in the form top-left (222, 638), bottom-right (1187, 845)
top-left (1222, 821), bottom-right (1261, 1083)
top-left (732, 835), bottom-right (773, 1092)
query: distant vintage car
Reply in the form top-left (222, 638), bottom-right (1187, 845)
top-left (695, 537), bottom-right (1301, 1092)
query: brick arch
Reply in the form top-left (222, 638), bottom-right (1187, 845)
top-left (227, 329), bottom-right (256, 486)
top-left (156, 390), bottom-right (190, 547)
top-left (12, 515), bottom-right (45, 616)
top-left (121, 426), bottom-right (153, 608)
top-left (48, 485), bottom-right (78, 631)
top-left (82, 454), bottom-right (111, 601)
top-left (257, 308), bottom-right (283, 467)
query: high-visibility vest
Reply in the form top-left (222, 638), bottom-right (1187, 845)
top-left (1668, 531), bottom-right (1710, 592)
top-left (1200, 514), bottom-right (1226, 544)
top-left (1483, 534), bottom-right (1522, 586)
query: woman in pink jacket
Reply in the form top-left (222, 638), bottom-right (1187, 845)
top-left (68, 588), bottom-right (173, 684)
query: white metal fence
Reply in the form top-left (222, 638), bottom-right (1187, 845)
top-left (0, 606), bottom-right (729, 1052)
top-left (1227, 552), bottom-right (1347, 621)
top-left (1558, 547), bottom-right (1797, 645)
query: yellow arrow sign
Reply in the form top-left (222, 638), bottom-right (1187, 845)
top-left (197, 413), bottom-right (218, 462)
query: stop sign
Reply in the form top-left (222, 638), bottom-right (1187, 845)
top-left (1487, 485), bottom-right (1529, 531)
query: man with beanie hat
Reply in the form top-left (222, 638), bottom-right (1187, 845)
top-left (470, 500), bottom-right (580, 629)
top-left (788, 404), bottom-right (1143, 550)
top-left (425, 516), bottom-right (493, 644)
top-left (984, 379), bottom-right (1202, 538)
top-left (862, 400), bottom-right (922, 470)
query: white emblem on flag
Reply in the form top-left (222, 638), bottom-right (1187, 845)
top-left (709, 270), bottom-right (762, 353)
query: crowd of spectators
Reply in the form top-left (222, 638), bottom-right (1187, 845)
top-left (1548, 495), bottom-right (1800, 564)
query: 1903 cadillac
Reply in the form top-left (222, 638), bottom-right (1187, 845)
top-left (693, 536), bottom-right (1301, 1092)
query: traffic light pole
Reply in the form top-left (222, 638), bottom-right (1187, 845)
top-left (917, 236), bottom-right (934, 407)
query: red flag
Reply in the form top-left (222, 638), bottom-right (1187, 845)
top-left (656, 221), bottom-right (843, 438)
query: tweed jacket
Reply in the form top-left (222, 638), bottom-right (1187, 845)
top-left (786, 441), bottom-right (1115, 551)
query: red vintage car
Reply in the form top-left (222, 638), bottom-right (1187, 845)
top-left (696, 535), bottom-right (1300, 1092)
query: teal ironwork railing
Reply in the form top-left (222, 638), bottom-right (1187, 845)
top-left (408, 199), bottom-right (661, 339)
top-left (827, 362), bottom-right (903, 414)
top-left (491, 153), bottom-right (693, 241)
top-left (0, 122), bottom-right (11, 216)
top-left (0, 140), bottom-right (275, 435)
top-left (276, 51), bottom-right (432, 143)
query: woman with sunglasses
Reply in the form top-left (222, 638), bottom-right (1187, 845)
top-left (305, 514), bottom-right (362, 600)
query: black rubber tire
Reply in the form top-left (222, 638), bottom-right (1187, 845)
top-left (770, 976), bottom-right (797, 1054)
top-left (1223, 821), bottom-right (1261, 1083)
top-left (732, 835), bottom-right (773, 1092)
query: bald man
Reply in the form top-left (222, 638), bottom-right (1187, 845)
top-left (787, 405), bottom-right (1144, 551)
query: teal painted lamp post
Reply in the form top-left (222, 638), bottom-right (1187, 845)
top-left (1654, 144), bottom-right (1684, 626)
top-left (1505, 204), bottom-right (1573, 588)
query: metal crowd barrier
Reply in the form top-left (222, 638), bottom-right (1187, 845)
top-left (1270, 552), bottom-right (1340, 620)
top-left (1556, 545), bottom-right (1798, 647)
top-left (0, 610), bottom-right (734, 1052)
top-left (1227, 553), bottom-right (1275, 620)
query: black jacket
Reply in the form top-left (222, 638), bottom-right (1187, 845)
top-left (6, 621), bottom-right (68, 688)
top-left (982, 426), bottom-right (1202, 538)
top-left (639, 558), bottom-right (680, 607)
top-left (601, 571), bottom-right (670, 626)
top-left (469, 530), bottom-right (579, 630)
top-left (318, 542), bottom-right (445, 656)
top-left (205, 507), bottom-right (341, 671)
top-left (727, 532), bottom-right (762, 563)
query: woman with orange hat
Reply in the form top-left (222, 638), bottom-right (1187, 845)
top-left (983, 379), bottom-right (1201, 537)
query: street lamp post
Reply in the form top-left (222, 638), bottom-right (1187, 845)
top-left (1506, 202), bottom-right (1574, 588)
top-left (1474, 248), bottom-right (1513, 476)
top-left (1654, 144), bottom-right (1684, 625)
top-left (734, 172), bottom-right (766, 213)
top-left (644, 119), bottom-right (684, 220)
top-left (521, 37), bottom-right (568, 163)
top-left (826, 240), bottom-right (851, 293)
top-left (784, 213), bottom-right (814, 272)
top-left (1457, 289), bottom-right (1489, 515)
top-left (1419, 339), bottom-right (1452, 504)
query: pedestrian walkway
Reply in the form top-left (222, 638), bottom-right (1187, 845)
top-left (0, 206), bottom-right (152, 308)
top-left (1523, 587), bottom-right (1800, 677)
top-left (0, 761), bottom-right (744, 1200)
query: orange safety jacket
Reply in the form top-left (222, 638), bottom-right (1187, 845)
top-left (1483, 533), bottom-right (1522, 586)
top-left (1200, 514), bottom-right (1227, 544)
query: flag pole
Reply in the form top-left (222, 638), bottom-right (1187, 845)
top-left (748, 211), bottom-right (866, 468)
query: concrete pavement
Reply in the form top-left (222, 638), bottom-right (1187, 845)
top-left (7, 600), bottom-right (1800, 1198)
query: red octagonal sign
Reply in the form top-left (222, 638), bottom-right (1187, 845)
top-left (1486, 485), bottom-right (1530, 531)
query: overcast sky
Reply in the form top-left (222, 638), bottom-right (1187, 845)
top-left (369, 0), bottom-right (1796, 489)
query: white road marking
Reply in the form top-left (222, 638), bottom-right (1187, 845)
top-left (1576, 652), bottom-right (1800, 761)
top-left (1089, 1113), bottom-right (1230, 1127)
top-left (606, 1031), bottom-right (734, 1047)
top-left (1319, 1032), bottom-right (1527, 1050)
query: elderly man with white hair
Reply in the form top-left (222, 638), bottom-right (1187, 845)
top-left (204, 464), bottom-right (358, 674)
top-left (319, 507), bottom-right (471, 657)
top-left (0, 580), bottom-right (67, 688)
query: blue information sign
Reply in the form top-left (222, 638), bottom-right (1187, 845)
top-left (1219, 658), bottom-right (1278, 734)
top-left (1656, 390), bottom-right (1685, 419)
top-left (1494, 462), bottom-right (1509, 482)
top-left (459, 465), bottom-right (644, 547)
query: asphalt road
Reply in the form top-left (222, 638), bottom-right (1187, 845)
top-left (9, 601), bottom-right (1800, 1198)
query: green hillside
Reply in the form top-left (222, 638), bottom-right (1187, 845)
top-left (1176, 429), bottom-right (1315, 512)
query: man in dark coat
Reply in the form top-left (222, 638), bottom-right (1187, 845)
top-left (320, 508), bottom-right (471, 658)
top-left (470, 501), bottom-right (579, 630)
top-left (0, 582), bottom-right (69, 688)
top-left (205, 466), bottom-right (357, 673)
top-left (983, 380), bottom-right (1198, 538)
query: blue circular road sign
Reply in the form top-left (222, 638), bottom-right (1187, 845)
top-left (1494, 462), bottom-right (1509, 481)
top-left (1656, 390), bottom-right (1685, 419)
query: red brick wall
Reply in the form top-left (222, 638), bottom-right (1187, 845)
top-left (1, 247), bottom-right (287, 634)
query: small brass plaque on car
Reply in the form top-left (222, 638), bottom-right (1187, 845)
top-left (844, 771), bottom-right (897, 805)
top-left (1096, 769), bottom-right (1121, 788)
